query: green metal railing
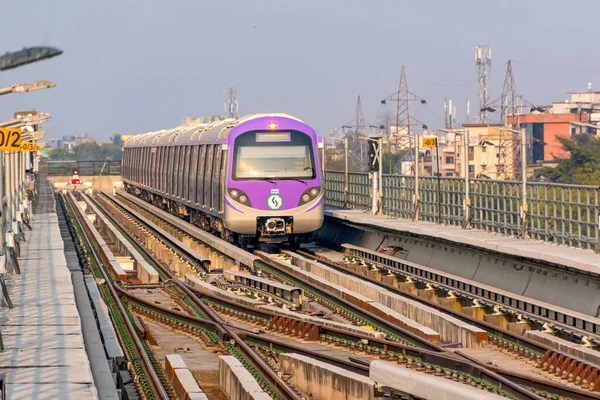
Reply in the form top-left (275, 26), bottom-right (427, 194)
top-left (324, 170), bottom-right (600, 251)
top-left (40, 160), bottom-right (122, 176)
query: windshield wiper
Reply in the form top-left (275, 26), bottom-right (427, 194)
top-left (278, 177), bottom-right (307, 184)
top-left (253, 177), bottom-right (276, 184)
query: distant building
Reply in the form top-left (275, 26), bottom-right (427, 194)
top-left (423, 124), bottom-right (519, 180)
top-left (507, 90), bottom-right (600, 162)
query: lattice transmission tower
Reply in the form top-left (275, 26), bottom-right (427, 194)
top-left (486, 60), bottom-right (534, 179)
top-left (342, 95), bottom-right (377, 170)
top-left (380, 65), bottom-right (426, 156)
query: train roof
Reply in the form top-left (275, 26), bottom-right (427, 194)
top-left (123, 113), bottom-right (306, 148)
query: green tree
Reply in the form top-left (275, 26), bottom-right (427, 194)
top-left (534, 134), bottom-right (600, 185)
top-left (110, 134), bottom-right (123, 147)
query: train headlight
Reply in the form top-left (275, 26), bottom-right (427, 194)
top-left (298, 186), bottom-right (321, 206)
top-left (228, 188), bottom-right (251, 206)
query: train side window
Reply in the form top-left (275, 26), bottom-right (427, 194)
top-left (197, 145), bottom-right (207, 206)
top-left (213, 145), bottom-right (222, 213)
top-left (160, 147), bottom-right (166, 192)
top-left (143, 147), bottom-right (148, 186)
top-left (167, 146), bottom-right (174, 195)
top-left (189, 146), bottom-right (199, 204)
top-left (182, 145), bottom-right (190, 202)
top-left (155, 147), bottom-right (161, 191)
top-left (204, 145), bottom-right (214, 209)
top-left (178, 146), bottom-right (185, 199)
top-left (150, 147), bottom-right (158, 189)
top-left (135, 148), bottom-right (139, 183)
top-left (122, 148), bottom-right (126, 179)
top-left (175, 146), bottom-right (182, 198)
top-left (219, 146), bottom-right (227, 214)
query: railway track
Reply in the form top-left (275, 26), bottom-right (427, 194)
top-left (306, 244), bottom-right (600, 392)
top-left (59, 194), bottom-right (172, 400)
top-left (95, 189), bottom-right (600, 399)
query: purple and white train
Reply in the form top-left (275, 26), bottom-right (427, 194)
top-left (122, 114), bottom-right (324, 244)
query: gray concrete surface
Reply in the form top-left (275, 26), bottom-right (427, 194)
top-left (323, 210), bottom-right (600, 317)
top-left (1, 203), bottom-right (98, 398)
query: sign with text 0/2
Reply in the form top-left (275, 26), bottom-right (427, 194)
top-left (422, 137), bottom-right (438, 148)
top-left (20, 142), bottom-right (40, 152)
top-left (0, 128), bottom-right (22, 151)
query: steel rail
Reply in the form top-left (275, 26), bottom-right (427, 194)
top-left (64, 193), bottom-right (170, 400)
top-left (94, 192), bottom-right (301, 400)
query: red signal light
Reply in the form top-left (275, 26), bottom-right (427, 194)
top-left (73, 169), bottom-right (79, 175)
top-left (71, 179), bottom-right (80, 185)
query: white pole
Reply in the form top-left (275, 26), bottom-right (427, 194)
top-left (413, 136), bottom-right (420, 221)
top-left (463, 131), bottom-right (470, 228)
top-left (521, 128), bottom-right (528, 238)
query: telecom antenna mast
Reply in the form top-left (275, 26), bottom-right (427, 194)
top-left (476, 46), bottom-right (492, 123)
top-left (225, 86), bottom-right (239, 118)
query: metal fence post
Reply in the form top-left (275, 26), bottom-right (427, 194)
top-left (413, 136), bottom-right (420, 221)
top-left (378, 137), bottom-right (383, 215)
top-left (344, 137), bottom-right (349, 208)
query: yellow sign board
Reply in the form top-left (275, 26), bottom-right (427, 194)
top-left (0, 128), bottom-right (22, 151)
top-left (20, 142), bottom-right (40, 152)
top-left (422, 137), bottom-right (438, 148)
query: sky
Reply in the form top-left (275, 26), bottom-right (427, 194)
top-left (2, 0), bottom-right (600, 142)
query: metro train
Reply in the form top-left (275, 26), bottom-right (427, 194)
top-left (121, 113), bottom-right (325, 245)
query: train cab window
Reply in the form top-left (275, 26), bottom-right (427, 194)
top-left (204, 145), bottom-right (214, 209)
top-left (189, 146), bottom-right (199, 203)
top-left (197, 146), bottom-right (207, 206)
top-left (232, 131), bottom-right (316, 180)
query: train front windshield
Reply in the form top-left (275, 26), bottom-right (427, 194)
top-left (233, 131), bottom-right (316, 180)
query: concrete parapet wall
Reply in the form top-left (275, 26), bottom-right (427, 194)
top-left (85, 196), bottom-right (159, 283)
top-left (164, 354), bottom-right (209, 400)
top-left (377, 291), bottom-right (487, 347)
top-left (279, 353), bottom-right (375, 400)
top-left (49, 175), bottom-right (122, 194)
top-left (370, 360), bottom-right (501, 400)
top-left (218, 356), bottom-right (271, 400)
top-left (282, 252), bottom-right (447, 343)
top-left (525, 331), bottom-right (600, 366)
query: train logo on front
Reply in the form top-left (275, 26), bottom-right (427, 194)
top-left (267, 194), bottom-right (283, 210)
